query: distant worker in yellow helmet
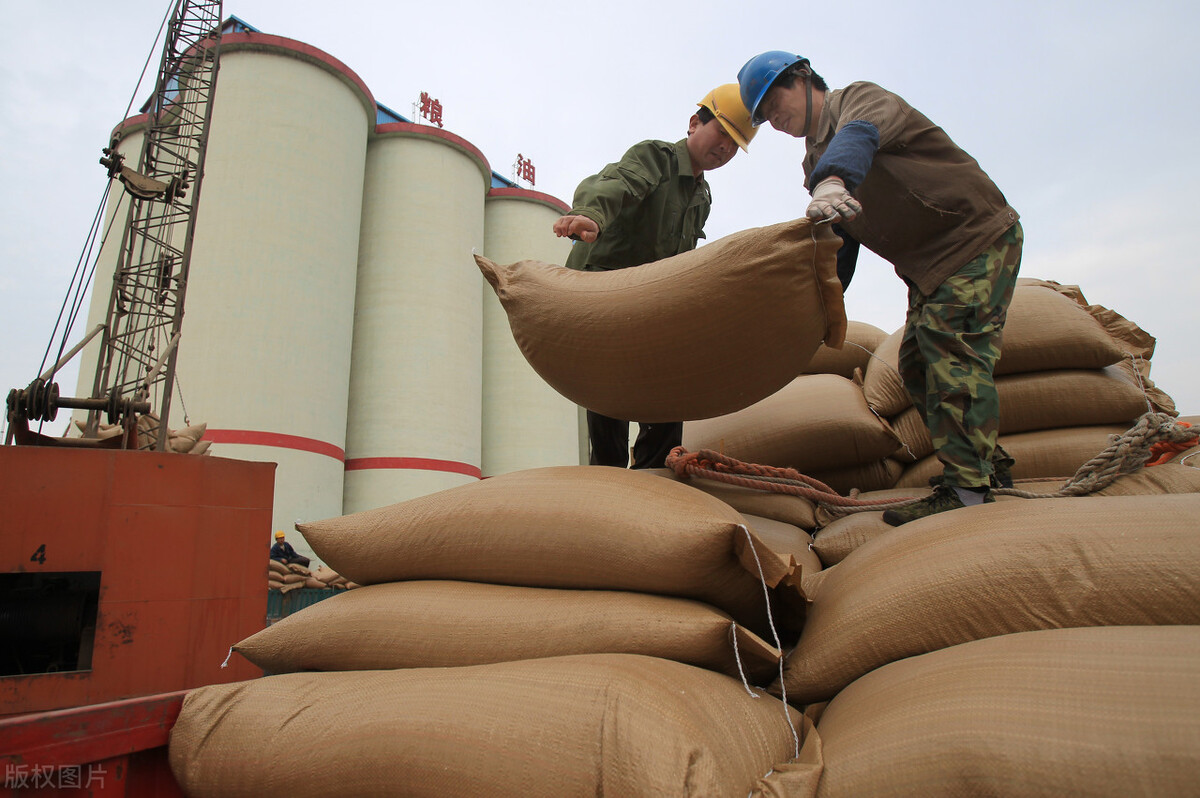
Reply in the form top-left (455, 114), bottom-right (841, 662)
top-left (553, 84), bottom-right (755, 469)
top-left (270, 530), bottom-right (310, 567)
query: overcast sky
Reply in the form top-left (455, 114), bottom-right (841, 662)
top-left (2, 0), bottom-right (1197, 440)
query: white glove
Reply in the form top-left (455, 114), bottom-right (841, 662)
top-left (806, 177), bottom-right (862, 223)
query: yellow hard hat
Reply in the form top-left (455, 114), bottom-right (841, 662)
top-left (274, 530), bottom-right (285, 539)
top-left (698, 84), bottom-right (757, 152)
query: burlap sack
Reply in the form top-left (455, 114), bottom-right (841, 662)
top-left (994, 365), bottom-right (1152, 434)
top-left (233, 580), bottom-right (781, 683)
top-left (757, 626), bottom-right (1200, 797)
top-left (169, 654), bottom-right (810, 798)
top-left (774, 494), bottom-right (1200, 704)
top-left (682, 375), bottom-right (902, 474)
top-left (297, 466), bottom-right (793, 639)
top-left (1094, 462), bottom-right (1200, 495)
top-left (895, 424), bottom-right (1131, 487)
top-left (646, 469), bottom-right (818, 530)
top-left (268, 559), bottom-right (289, 577)
top-left (808, 484), bottom-right (1085, 567)
top-left (996, 281), bottom-right (1129, 374)
top-left (739, 514), bottom-right (822, 585)
top-left (312, 566), bottom-right (344, 585)
top-left (475, 218), bottom-right (846, 422)
top-left (802, 320), bottom-right (887, 380)
top-left (805, 457), bottom-right (903, 495)
top-left (887, 406), bottom-right (932, 463)
top-left (860, 330), bottom-right (910, 417)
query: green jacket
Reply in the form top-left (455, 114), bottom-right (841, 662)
top-left (565, 139), bottom-right (711, 272)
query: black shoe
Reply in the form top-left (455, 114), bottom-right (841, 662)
top-left (883, 484), bottom-right (993, 527)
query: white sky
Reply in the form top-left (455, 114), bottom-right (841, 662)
top-left (2, 0), bottom-right (1198, 439)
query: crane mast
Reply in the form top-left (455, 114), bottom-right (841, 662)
top-left (5, 0), bottom-right (222, 449)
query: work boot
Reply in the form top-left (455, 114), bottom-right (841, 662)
top-left (991, 446), bottom-right (1016, 489)
top-left (882, 484), bottom-right (994, 527)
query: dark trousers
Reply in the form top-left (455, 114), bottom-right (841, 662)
top-left (586, 410), bottom-right (682, 469)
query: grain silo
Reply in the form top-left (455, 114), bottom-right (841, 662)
top-left (481, 187), bottom-right (583, 476)
top-left (68, 19), bottom-right (578, 551)
top-left (174, 32), bottom-right (374, 540)
top-left (342, 123), bottom-right (488, 513)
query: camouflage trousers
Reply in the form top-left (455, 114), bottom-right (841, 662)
top-left (898, 222), bottom-right (1023, 488)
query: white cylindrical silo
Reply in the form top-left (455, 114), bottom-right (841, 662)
top-left (481, 187), bottom-right (583, 475)
top-left (343, 124), bottom-right (489, 512)
top-left (174, 33), bottom-right (374, 555)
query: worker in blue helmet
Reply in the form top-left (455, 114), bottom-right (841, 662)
top-left (737, 50), bottom-right (1021, 526)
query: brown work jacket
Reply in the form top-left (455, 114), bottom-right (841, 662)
top-left (804, 81), bottom-right (1019, 294)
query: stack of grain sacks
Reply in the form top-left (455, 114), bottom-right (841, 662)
top-left (267, 560), bottom-right (358, 593)
top-left (874, 278), bottom-right (1177, 487)
top-left (170, 466), bottom-right (823, 796)
top-left (166, 223), bottom-right (1200, 794)
top-left (682, 321), bottom-right (903, 496)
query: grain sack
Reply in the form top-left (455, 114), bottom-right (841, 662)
top-left (233, 580), bottom-right (781, 683)
top-left (996, 281), bottom-right (1129, 373)
top-left (739, 514), bottom-right (822, 585)
top-left (895, 424), bottom-right (1131, 487)
top-left (475, 218), bottom-right (846, 422)
top-left (773, 494), bottom-right (1200, 704)
top-left (312, 566), bottom-right (344, 585)
top-left (1095, 462), bottom-right (1200, 495)
top-left (860, 330), bottom-right (909, 417)
top-left (994, 365), bottom-right (1152, 434)
top-left (170, 654), bottom-right (809, 798)
top-left (297, 466), bottom-right (795, 639)
top-left (646, 468), bottom-right (818, 530)
top-left (757, 626), bottom-right (1200, 797)
top-left (805, 457), bottom-right (903, 495)
top-left (801, 320), bottom-right (887, 380)
top-left (268, 559), bottom-right (289, 577)
top-left (683, 375), bottom-right (902, 474)
top-left (887, 406), bottom-right (933, 463)
top-left (809, 484), bottom-right (1059, 567)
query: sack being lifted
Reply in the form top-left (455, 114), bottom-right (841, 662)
top-left (475, 218), bottom-right (846, 422)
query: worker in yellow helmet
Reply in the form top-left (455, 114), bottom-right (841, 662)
top-left (552, 84), bottom-right (755, 469)
top-left (270, 530), bottom-right (310, 567)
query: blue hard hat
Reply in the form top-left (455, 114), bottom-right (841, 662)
top-left (738, 50), bottom-right (809, 126)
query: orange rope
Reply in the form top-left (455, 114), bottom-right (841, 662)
top-left (665, 446), bottom-right (911, 510)
top-left (1144, 421), bottom-right (1197, 467)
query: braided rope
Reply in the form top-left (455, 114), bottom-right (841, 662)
top-left (995, 411), bottom-right (1199, 499)
top-left (665, 446), bottom-right (915, 515)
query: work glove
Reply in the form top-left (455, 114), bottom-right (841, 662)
top-left (806, 177), bottom-right (862, 223)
